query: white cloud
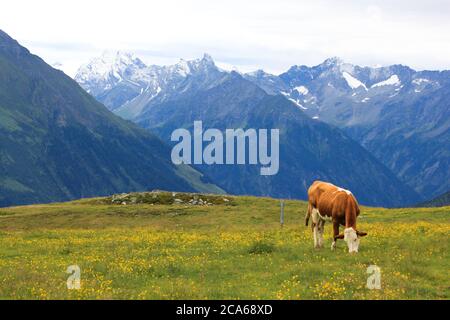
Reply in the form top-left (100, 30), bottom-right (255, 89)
top-left (1, 0), bottom-right (450, 76)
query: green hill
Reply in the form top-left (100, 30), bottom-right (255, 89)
top-left (0, 30), bottom-right (220, 207)
top-left (416, 191), bottom-right (450, 207)
top-left (0, 192), bottom-right (448, 299)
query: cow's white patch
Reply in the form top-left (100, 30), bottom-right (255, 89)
top-left (337, 187), bottom-right (352, 195)
top-left (313, 223), bottom-right (319, 248)
top-left (344, 227), bottom-right (360, 253)
top-left (320, 213), bottom-right (331, 221)
top-left (311, 208), bottom-right (320, 224)
top-left (313, 207), bottom-right (331, 221)
top-left (324, 182), bottom-right (352, 195)
top-left (312, 209), bottom-right (326, 248)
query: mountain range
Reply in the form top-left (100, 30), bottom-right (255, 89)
top-left (250, 58), bottom-right (450, 200)
top-left (0, 30), bottom-right (222, 207)
top-left (75, 51), bottom-right (442, 207)
top-left (0, 28), bottom-right (446, 208)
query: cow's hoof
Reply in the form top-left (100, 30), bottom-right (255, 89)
top-left (331, 242), bottom-right (336, 250)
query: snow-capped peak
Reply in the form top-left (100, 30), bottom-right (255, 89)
top-left (202, 53), bottom-right (214, 64)
top-left (324, 56), bottom-right (345, 66)
top-left (102, 50), bottom-right (139, 64)
top-left (169, 54), bottom-right (216, 77)
top-left (194, 53), bottom-right (216, 69)
top-left (173, 59), bottom-right (191, 77)
top-left (75, 50), bottom-right (146, 84)
top-left (247, 69), bottom-right (266, 77)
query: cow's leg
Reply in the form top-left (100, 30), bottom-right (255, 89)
top-left (305, 202), bottom-right (312, 226)
top-left (313, 223), bottom-right (319, 248)
top-left (331, 221), bottom-right (342, 250)
top-left (318, 219), bottom-right (325, 248)
top-left (311, 208), bottom-right (320, 248)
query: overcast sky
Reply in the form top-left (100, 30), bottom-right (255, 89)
top-left (1, 0), bottom-right (450, 76)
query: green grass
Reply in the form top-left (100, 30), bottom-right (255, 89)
top-left (0, 191), bottom-right (448, 300)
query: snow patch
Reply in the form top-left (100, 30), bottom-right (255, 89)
top-left (412, 78), bottom-right (430, 85)
top-left (288, 98), bottom-right (308, 110)
top-left (304, 96), bottom-right (317, 103)
top-left (342, 72), bottom-right (367, 90)
top-left (294, 86), bottom-right (309, 95)
top-left (389, 92), bottom-right (399, 98)
top-left (337, 187), bottom-right (352, 195)
top-left (371, 75), bottom-right (401, 88)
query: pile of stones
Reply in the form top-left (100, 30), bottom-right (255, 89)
top-left (109, 191), bottom-right (232, 206)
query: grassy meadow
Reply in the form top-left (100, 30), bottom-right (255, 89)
top-left (0, 191), bottom-right (448, 300)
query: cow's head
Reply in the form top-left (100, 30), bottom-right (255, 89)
top-left (344, 227), bottom-right (367, 253)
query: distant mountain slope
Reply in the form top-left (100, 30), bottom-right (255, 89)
top-left (0, 30), bottom-right (221, 207)
top-left (134, 70), bottom-right (420, 207)
top-left (416, 191), bottom-right (450, 207)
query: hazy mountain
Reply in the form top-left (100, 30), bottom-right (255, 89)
top-left (0, 30), bottom-right (222, 207)
top-left (75, 52), bottom-right (224, 117)
top-left (74, 51), bottom-right (152, 111)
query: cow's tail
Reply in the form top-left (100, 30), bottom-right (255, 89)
top-left (305, 202), bottom-right (312, 226)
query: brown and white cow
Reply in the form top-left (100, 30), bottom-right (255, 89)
top-left (305, 181), bottom-right (367, 253)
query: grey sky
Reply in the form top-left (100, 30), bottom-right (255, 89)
top-left (1, 0), bottom-right (449, 76)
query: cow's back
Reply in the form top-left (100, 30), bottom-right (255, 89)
top-left (308, 181), bottom-right (360, 222)
top-left (307, 181), bottom-right (336, 208)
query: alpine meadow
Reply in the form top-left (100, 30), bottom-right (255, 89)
top-left (0, 192), bottom-right (448, 299)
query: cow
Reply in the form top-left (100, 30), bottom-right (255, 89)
top-left (305, 181), bottom-right (367, 253)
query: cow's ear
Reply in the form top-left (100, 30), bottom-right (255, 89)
top-left (357, 231), bottom-right (367, 237)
